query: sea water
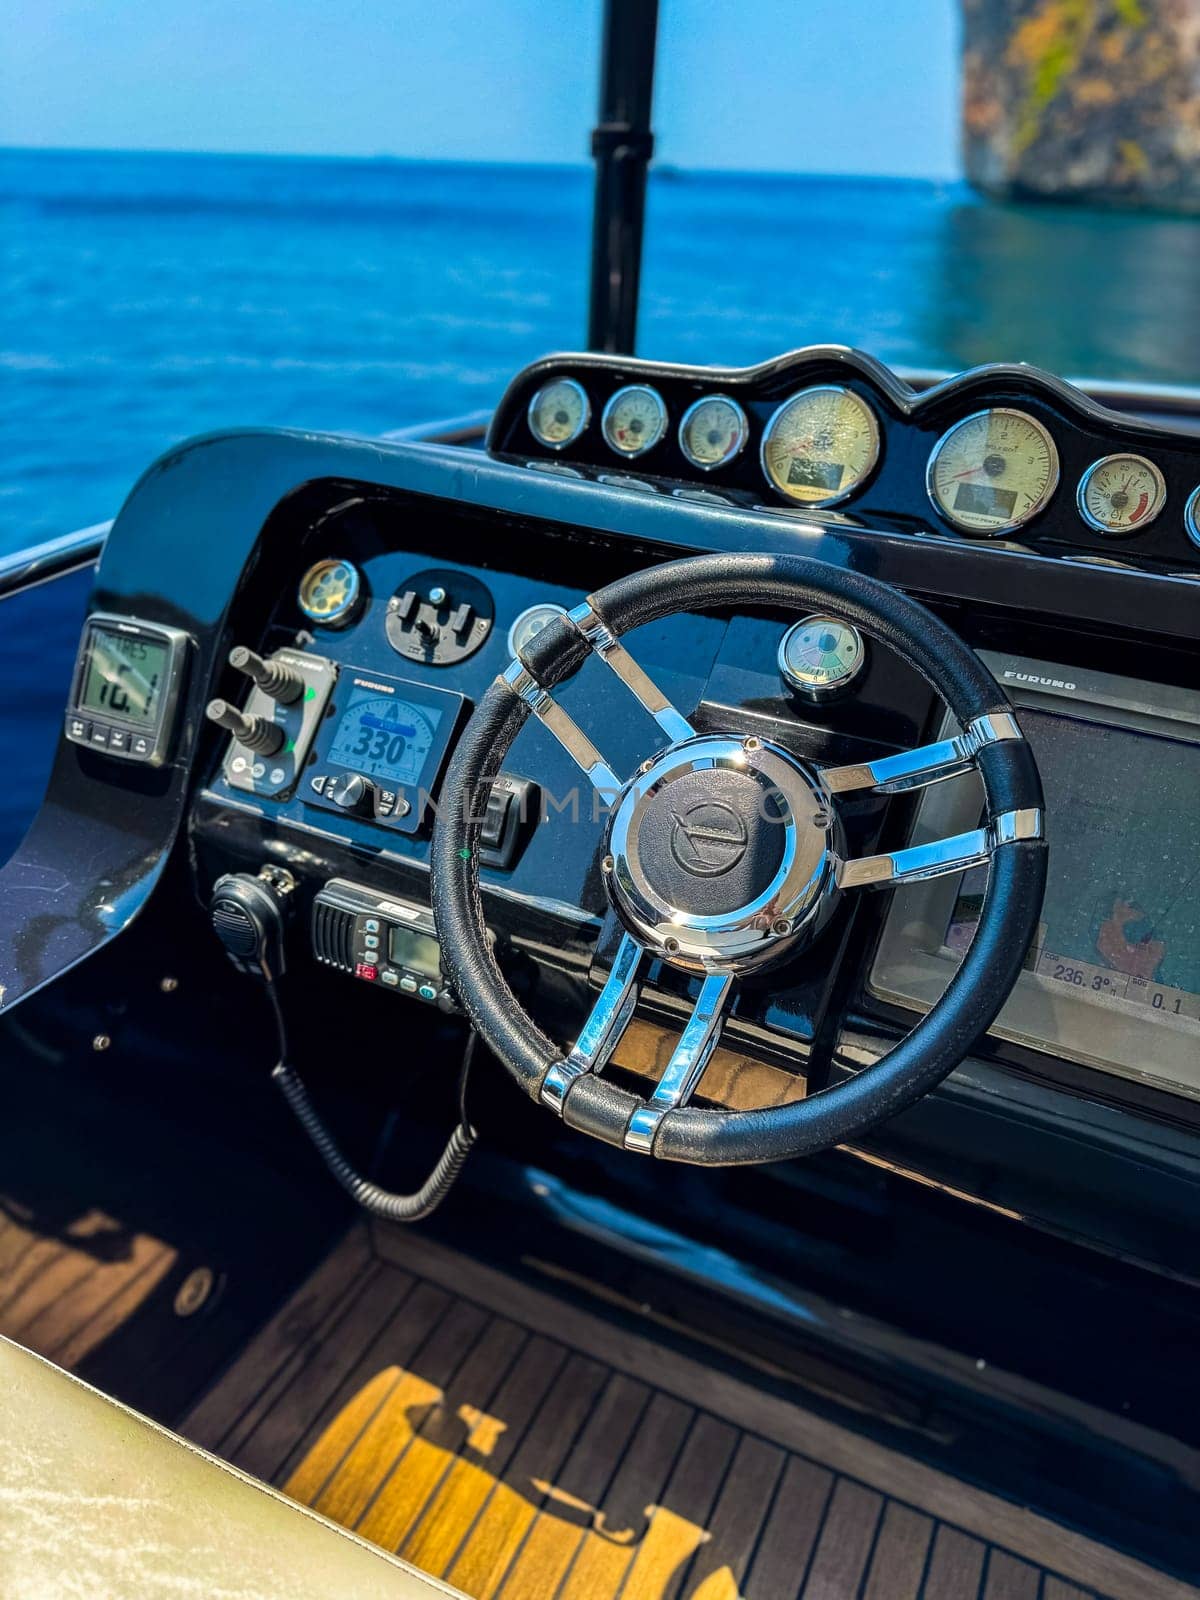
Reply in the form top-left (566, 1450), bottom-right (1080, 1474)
top-left (4, 147), bottom-right (1200, 554)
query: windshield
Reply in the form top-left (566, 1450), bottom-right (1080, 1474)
top-left (3, 1), bottom-right (1197, 555)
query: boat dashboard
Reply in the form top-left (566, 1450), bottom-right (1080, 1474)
top-left (4, 346), bottom-right (1199, 1278)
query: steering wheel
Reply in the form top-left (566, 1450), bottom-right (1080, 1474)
top-left (432, 553), bottom-right (1047, 1166)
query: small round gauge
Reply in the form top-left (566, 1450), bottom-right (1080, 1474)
top-left (297, 558), bottom-right (362, 628)
top-left (761, 386), bottom-right (881, 506)
top-left (678, 394), bottom-right (749, 470)
top-left (527, 378), bottom-right (590, 450)
top-left (507, 602), bottom-right (567, 660)
top-left (927, 408), bottom-right (1059, 535)
top-left (601, 385), bottom-right (667, 457)
top-left (1185, 485), bottom-right (1200, 551)
top-left (1076, 453), bottom-right (1166, 536)
top-left (778, 614), bottom-right (866, 703)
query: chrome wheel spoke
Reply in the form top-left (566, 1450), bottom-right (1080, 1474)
top-left (568, 600), bottom-right (696, 743)
top-left (502, 660), bottom-right (622, 795)
top-left (820, 713), bottom-right (1023, 796)
top-left (836, 807), bottom-right (1043, 890)
top-left (625, 972), bottom-right (734, 1152)
top-left (541, 933), bottom-right (645, 1111)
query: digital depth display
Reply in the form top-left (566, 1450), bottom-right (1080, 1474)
top-left (947, 710), bottom-right (1200, 1026)
top-left (388, 926), bottom-right (441, 978)
top-left (80, 628), bottom-right (167, 727)
top-left (328, 683), bottom-right (444, 788)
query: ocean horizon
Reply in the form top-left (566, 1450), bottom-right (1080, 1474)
top-left (4, 145), bottom-right (1199, 555)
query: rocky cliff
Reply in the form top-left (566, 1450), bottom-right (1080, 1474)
top-left (963, 0), bottom-right (1200, 211)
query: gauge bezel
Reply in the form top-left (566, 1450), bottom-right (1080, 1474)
top-left (506, 602), bottom-right (567, 660)
top-left (678, 393), bottom-right (750, 471)
top-left (527, 377), bottom-right (591, 451)
top-left (601, 384), bottom-right (668, 458)
top-left (298, 558), bottom-right (363, 628)
top-left (1185, 486), bottom-right (1200, 551)
top-left (760, 384), bottom-right (882, 507)
top-left (777, 614), bottom-right (866, 704)
top-left (1075, 452), bottom-right (1167, 537)
top-left (925, 407), bottom-right (1060, 537)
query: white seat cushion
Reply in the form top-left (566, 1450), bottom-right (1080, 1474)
top-left (0, 1335), bottom-right (466, 1599)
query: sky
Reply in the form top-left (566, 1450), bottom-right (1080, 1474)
top-left (0, 0), bottom-right (961, 178)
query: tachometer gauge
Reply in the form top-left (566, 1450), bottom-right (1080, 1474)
top-left (761, 386), bottom-right (881, 506)
top-left (678, 394), bottom-right (749, 470)
top-left (1076, 453), bottom-right (1166, 536)
top-left (527, 378), bottom-right (590, 449)
top-left (601, 385), bottom-right (667, 457)
top-left (927, 408), bottom-right (1059, 535)
top-left (297, 558), bottom-right (362, 628)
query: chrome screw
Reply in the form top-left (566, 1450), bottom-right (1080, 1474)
top-left (640, 759), bottom-right (655, 774)
top-left (429, 586), bottom-right (447, 605)
top-left (743, 736), bottom-right (761, 753)
top-left (160, 975), bottom-right (179, 993)
top-left (663, 936), bottom-right (680, 955)
top-left (601, 855), bottom-right (615, 872)
top-left (92, 1034), bottom-right (111, 1052)
top-left (771, 918), bottom-right (791, 937)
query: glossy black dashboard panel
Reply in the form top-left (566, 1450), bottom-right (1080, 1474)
top-left (489, 347), bottom-right (1200, 576)
top-left (3, 411), bottom-right (1200, 1282)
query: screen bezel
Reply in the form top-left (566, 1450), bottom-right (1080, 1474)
top-left (68, 613), bottom-right (190, 765)
top-left (868, 652), bottom-right (1200, 1102)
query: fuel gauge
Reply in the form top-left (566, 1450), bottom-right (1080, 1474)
top-left (1077, 453), bottom-right (1166, 536)
top-left (778, 614), bottom-right (866, 703)
top-left (679, 394), bottom-right (749, 470)
top-left (602, 385), bottom-right (667, 457)
top-left (528, 378), bottom-right (590, 449)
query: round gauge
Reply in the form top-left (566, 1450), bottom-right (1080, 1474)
top-left (1185, 486), bottom-right (1200, 551)
top-left (1076, 453), bottom-right (1166, 536)
top-left (678, 394), bottom-right (749, 470)
top-left (760, 386), bottom-right (881, 506)
top-left (601, 385), bottom-right (668, 457)
top-left (297, 558), bottom-right (362, 628)
top-left (527, 378), bottom-right (590, 450)
top-left (927, 408), bottom-right (1059, 535)
top-left (507, 602), bottom-right (567, 660)
top-left (778, 614), bottom-right (866, 703)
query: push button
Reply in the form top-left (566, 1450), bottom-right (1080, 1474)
top-left (108, 727), bottom-right (129, 752)
top-left (89, 724), bottom-right (111, 749)
top-left (380, 969), bottom-right (400, 987)
top-left (418, 983), bottom-right (438, 1002)
top-left (131, 734), bottom-right (152, 759)
top-left (400, 976), bottom-right (418, 994)
top-left (67, 714), bottom-right (90, 742)
top-left (355, 962), bottom-right (378, 982)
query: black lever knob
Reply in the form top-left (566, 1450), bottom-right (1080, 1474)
top-left (206, 698), bottom-right (286, 756)
top-left (328, 772), bottom-right (375, 814)
top-left (228, 646), bottom-right (305, 705)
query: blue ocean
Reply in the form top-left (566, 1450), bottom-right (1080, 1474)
top-left (4, 147), bottom-right (1200, 554)
top-left (1, 148), bottom-right (1198, 860)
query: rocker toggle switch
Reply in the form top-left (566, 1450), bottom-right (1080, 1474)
top-left (228, 645), bottom-right (305, 705)
top-left (206, 698), bottom-right (286, 756)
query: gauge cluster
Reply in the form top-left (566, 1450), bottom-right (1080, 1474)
top-left (493, 347), bottom-right (1200, 573)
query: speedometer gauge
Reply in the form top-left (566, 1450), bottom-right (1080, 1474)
top-left (927, 408), bottom-right (1059, 535)
top-left (528, 378), bottom-right (590, 449)
top-left (602, 385), bottom-right (667, 457)
top-left (761, 386), bottom-right (881, 506)
top-left (679, 394), bottom-right (748, 470)
top-left (1077, 453), bottom-right (1166, 535)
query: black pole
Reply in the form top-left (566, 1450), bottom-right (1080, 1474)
top-left (586, 0), bottom-right (659, 354)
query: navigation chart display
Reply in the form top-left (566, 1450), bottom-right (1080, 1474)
top-left (946, 709), bottom-right (1200, 1028)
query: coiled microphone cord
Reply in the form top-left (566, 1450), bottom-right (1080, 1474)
top-left (266, 980), bottom-right (478, 1223)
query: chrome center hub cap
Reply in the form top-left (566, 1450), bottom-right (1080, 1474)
top-left (604, 734), bottom-right (842, 973)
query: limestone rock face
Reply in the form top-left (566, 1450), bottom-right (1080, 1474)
top-left (963, 0), bottom-right (1200, 211)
